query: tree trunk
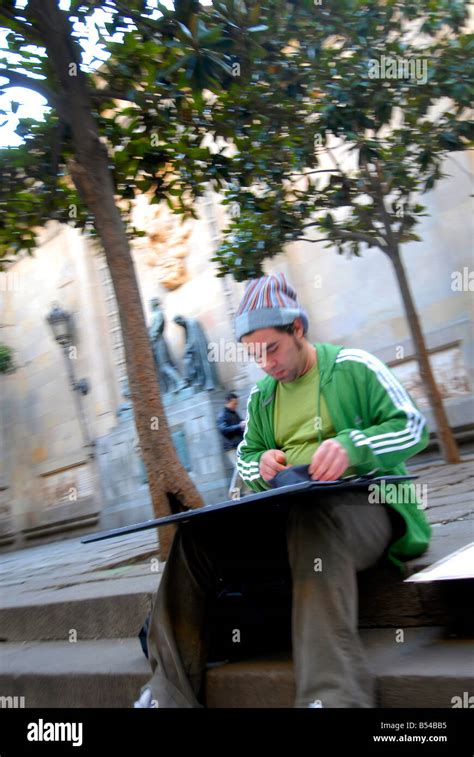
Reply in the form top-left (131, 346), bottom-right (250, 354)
top-left (29, 0), bottom-right (205, 557)
top-left (389, 244), bottom-right (460, 463)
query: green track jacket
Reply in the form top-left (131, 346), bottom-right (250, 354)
top-left (236, 343), bottom-right (431, 569)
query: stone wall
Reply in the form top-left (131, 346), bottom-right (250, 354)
top-left (0, 224), bottom-right (111, 547)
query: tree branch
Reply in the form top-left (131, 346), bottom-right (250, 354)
top-left (300, 222), bottom-right (384, 249)
top-left (326, 146), bottom-right (346, 176)
top-left (367, 162), bottom-right (398, 252)
top-left (293, 237), bottom-right (332, 243)
top-left (392, 191), bottom-right (412, 243)
top-left (103, 0), bottom-right (164, 36)
top-left (90, 87), bottom-right (166, 107)
top-left (90, 88), bottom-right (135, 102)
top-left (331, 228), bottom-right (382, 247)
top-left (288, 169), bottom-right (342, 178)
top-left (0, 68), bottom-right (57, 106)
top-left (0, 8), bottom-right (44, 44)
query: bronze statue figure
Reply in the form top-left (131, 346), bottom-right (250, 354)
top-left (148, 298), bottom-right (187, 394)
top-left (173, 315), bottom-right (218, 392)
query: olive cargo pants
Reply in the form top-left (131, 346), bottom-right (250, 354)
top-left (140, 492), bottom-right (393, 708)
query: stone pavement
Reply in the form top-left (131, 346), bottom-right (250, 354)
top-left (0, 526), bottom-right (161, 618)
top-left (406, 455), bottom-right (474, 568)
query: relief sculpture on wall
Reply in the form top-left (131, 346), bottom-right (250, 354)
top-left (133, 200), bottom-right (192, 291)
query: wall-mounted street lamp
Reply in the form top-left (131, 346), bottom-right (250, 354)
top-left (46, 302), bottom-right (95, 457)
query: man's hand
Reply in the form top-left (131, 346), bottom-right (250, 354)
top-left (240, 420), bottom-right (246, 429)
top-left (308, 439), bottom-right (349, 481)
top-left (260, 449), bottom-right (287, 482)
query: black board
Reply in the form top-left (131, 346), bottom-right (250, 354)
top-left (81, 475), bottom-right (416, 544)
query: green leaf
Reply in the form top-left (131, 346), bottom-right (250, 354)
top-left (439, 131), bottom-right (463, 151)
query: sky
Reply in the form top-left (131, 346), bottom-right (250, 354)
top-left (0, 0), bottom-right (181, 147)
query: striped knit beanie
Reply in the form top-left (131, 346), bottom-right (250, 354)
top-left (234, 273), bottom-right (309, 341)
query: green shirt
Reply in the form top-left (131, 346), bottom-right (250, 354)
top-left (274, 362), bottom-right (336, 466)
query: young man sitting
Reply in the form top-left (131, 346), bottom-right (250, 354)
top-left (135, 273), bottom-right (431, 708)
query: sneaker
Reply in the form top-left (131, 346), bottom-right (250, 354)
top-left (134, 688), bottom-right (154, 708)
top-left (308, 699), bottom-right (323, 708)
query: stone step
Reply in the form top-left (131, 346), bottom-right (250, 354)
top-left (206, 628), bottom-right (474, 708)
top-left (357, 566), bottom-right (463, 629)
top-left (1, 567), bottom-right (467, 644)
top-left (2, 564), bottom-right (467, 644)
top-left (0, 638), bottom-right (150, 709)
top-left (0, 628), bottom-right (472, 709)
top-left (0, 580), bottom-right (157, 643)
